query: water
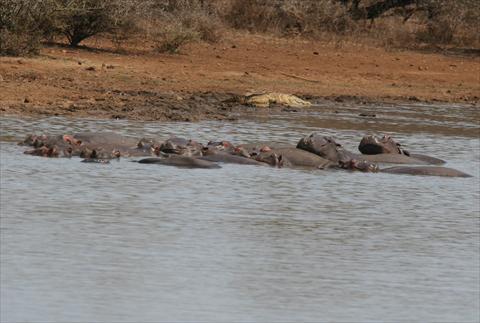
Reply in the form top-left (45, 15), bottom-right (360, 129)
top-left (1, 103), bottom-right (479, 322)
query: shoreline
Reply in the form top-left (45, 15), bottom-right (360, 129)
top-left (1, 92), bottom-right (478, 123)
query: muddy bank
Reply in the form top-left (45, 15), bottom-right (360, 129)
top-left (1, 33), bottom-right (479, 121)
top-left (1, 90), bottom-right (479, 122)
top-left (0, 90), bottom-right (243, 122)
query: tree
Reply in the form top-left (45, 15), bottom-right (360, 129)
top-left (339, 0), bottom-right (417, 20)
top-left (50, 0), bottom-right (117, 46)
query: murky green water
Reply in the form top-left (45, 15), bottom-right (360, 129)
top-left (1, 103), bottom-right (479, 322)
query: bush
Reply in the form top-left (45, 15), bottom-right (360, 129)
top-left (152, 21), bottom-right (199, 53)
top-left (181, 11), bottom-right (223, 43)
top-left (2, 0), bottom-right (478, 56)
top-left (224, 0), bottom-right (357, 36)
top-left (414, 0), bottom-right (480, 46)
top-left (148, 0), bottom-right (223, 53)
top-left (0, 0), bottom-right (51, 56)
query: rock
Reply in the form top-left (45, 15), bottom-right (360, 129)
top-left (313, 51), bottom-right (319, 55)
top-left (85, 66), bottom-right (96, 71)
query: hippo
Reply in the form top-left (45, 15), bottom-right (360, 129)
top-left (256, 148), bottom-right (335, 169)
top-left (24, 145), bottom-right (64, 158)
top-left (336, 158), bottom-right (470, 177)
top-left (79, 147), bottom-right (121, 160)
top-left (359, 134), bottom-right (445, 165)
top-left (81, 158), bottom-right (111, 164)
top-left (138, 155), bottom-right (221, 169)
top-left (206, 140), bottom-right (236, 153)
top-left (69, 132), bottom-right (140, 147)
top-left (200, 147), bottom-right (266, 165)
top-left (339, 159), bottom-right (380, 172)
top-left (22, 135), bottom-right (76, 158)
top-left (71, 133), bottom-right (159, 158)
top-left (297, 133), bottom-right (441, 165)
top-left (19, 134), bottom-right (53, 148)
top-left (296, 134), bottom-right (353, 163)
top-left (159, 137), bottom-right (204, 156)
top-left (380, 166), bottom-right (471, 178)
top-left (21, 132), bottom-right (162, 159)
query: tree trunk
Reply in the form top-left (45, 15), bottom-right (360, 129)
top-left (341, 0), bottom-right (417, 20)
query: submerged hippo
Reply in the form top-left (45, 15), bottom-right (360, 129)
top-left (381, 166), bottom-right (471, 178)
top-left (71, 133), bottom-right (159, 157)
top-left (138, 155), bottom-right (221, 169)
top-left (257, 147), bottom-right (335, 169)
top-left (70, 132), bottom-right (140, 147)
top-left (359, 134), bottom-right (445, 165)
top-left (21, 132), bottom-right (159, 159)
top-left (81, 158), bottom-right (111, 164)
top-left (200, 147), bottom-right (266, 165)
top-left (19, 131), bottom-right (472, 177)
top-left (24, 145), bottom-right (70, 158)
top-left (296, 133), bottom-right (471, 177)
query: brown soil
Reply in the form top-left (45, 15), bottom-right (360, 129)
top-left (1, 33), bottom-right (479, 121)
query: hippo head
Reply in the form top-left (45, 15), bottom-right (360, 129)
top-left (80, 148), bottom-right (120, 159)
top-left (340, 159), bottom-right (379, 172)
top-left (24, 145), bottom-right (59, 157)
top-left (137, 138), bottom-right (158, 149)
top-left (359, 134), bottom-right (409, 156)
top-left (160, 138), bottom-right (203, 156)
top-left (62, 134), bottom-right (82, 146)
top-left (297, 133), bottom-right (350, 163)
top-left (232, 147), bottom-right (251, 158)
top-left (20, 134), bottom-right (49, 147)
top-left (207, 140), bottom-right (234, 151)
top-left (255, 151), bottom-right (284, 167)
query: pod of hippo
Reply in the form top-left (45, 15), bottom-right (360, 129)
top-left (19, 132), bottom-right (472, 177)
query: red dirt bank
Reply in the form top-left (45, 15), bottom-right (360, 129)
top-left (1, 33), bottom-right (479, 121)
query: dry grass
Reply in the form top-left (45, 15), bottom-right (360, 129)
top-left (1, 0), bottom-right (478, 57)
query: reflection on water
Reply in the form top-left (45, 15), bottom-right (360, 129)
top-left (1, 103), bottom-right (479, 322)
